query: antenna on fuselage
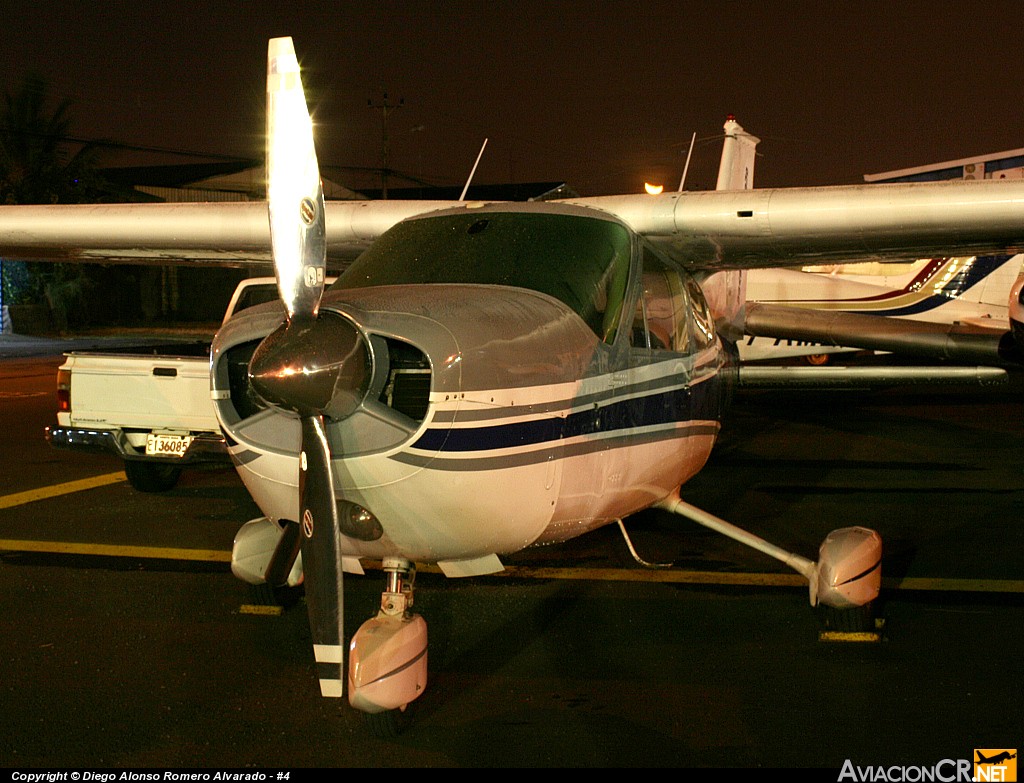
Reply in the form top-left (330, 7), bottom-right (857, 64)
top-left (459, 138), bottom-right (489, 201)
top-left (678, 131), bottom-right (697, 192)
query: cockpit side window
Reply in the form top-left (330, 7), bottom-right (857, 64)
top-left (335, 211), bottom-right (632, 342)
top-left (632, 245), bottom-right (715, 356)
top-left (686, 277), bottom-right (716, 351)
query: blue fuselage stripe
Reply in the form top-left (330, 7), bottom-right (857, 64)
top-left (413, 373), bottom-right (723, 453)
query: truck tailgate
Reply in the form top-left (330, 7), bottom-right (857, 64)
top-left (64, 353), bottom-right (219, 432)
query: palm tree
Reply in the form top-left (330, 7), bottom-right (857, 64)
top-left (0, 74), bottom-right (105, 330)
top-left (0, 73), bottom-right (102, 204)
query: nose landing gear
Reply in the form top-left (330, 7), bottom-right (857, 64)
top-left (349, 557), bottom-right (428, 736)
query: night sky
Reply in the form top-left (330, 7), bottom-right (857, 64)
top-left (2, 0), bottom-right (1022, 196)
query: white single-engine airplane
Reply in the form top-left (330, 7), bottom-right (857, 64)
top-left (3, 38), bottom-right (1024, 730)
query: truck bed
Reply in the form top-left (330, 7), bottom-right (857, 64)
top-left (59, 347), bottom-right (218, 432)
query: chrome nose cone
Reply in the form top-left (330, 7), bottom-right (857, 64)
top-left (248, 312), bottom-right (370, 420)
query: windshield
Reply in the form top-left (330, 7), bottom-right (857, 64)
top-left (335, 210), bottom-right (633, 341)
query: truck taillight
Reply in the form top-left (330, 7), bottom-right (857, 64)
top-left (56, 368), bottom-right (71, 412)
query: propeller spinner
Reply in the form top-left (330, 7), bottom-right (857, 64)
top-left (247, 37), bottom-right (370, 698)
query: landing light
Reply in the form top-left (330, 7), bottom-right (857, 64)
top-left (340, 501), bottom-right (384, 542)
top-left (644, 182), bottom-right (664, 195)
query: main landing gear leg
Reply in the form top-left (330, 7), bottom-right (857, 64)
top-left (656, 490), bottom-right (882, 635)
top-left (349, 557), bottom-right (428, 736)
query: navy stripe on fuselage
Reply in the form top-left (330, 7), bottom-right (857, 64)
top-left (412, 370), bottom-right (722, 454)
top-left (391, 422), bottom-right (720, 470)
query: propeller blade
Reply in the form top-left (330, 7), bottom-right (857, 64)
top-left (256, 37), bottom-right (351, 700)
top-left (267, 36), bottom-right (327, 325)
top-left (299, 414), bottom-right (345, 697)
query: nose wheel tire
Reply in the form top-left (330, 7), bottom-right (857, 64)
top-left (821, 601), bottom-right (877, 634)
top-left (363, 704), bottom-right (414, 738)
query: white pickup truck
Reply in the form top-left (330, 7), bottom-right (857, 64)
top-left (45, 278), bottom-right (281, 491)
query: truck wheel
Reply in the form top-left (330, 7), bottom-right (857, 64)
top-left (123, 461), bottom-right (183, 492)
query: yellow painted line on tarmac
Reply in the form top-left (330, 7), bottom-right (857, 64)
top-left (240, 604), bottom-right (283, 616)
top-left (819, 631), bottom-right (882, 643)
top-left (421, 562), bottom-right (797, 586)
top-left (496, 565), bottom-right (810, 587)
top-left (884, 576), bottom-right (1024, 593)
top-left (0, 471), bottom-right (127, 509)
top-left (408, 563), bottom-right (1024, 593)
top-left (0, 539), bottom-right (231, 562)
top-left (1, 540), bottom-right (1023, 595)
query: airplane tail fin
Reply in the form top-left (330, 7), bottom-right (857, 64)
top-left (703, 117), bottom-right (760, 340)
top-left (715, 115), bottom-right (759, 191)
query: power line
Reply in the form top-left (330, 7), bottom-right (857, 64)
top-left (0, 126), bottom-right (253, 162)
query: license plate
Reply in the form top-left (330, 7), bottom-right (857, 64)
top-left (145, 433), bottom-right (194, 458)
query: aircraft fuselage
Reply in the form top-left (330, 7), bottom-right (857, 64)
top-left (211, 204), bottom-right (728, 567)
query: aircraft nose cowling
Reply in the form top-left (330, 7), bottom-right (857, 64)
top-left (248, 311), bottom-right (371, 420)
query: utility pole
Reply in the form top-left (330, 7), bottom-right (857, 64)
top-left (368, 91), bottom-right (403, 199)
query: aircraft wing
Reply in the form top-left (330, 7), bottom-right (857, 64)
top-left (2, 177), bottom-right (1024, 372)
top-left (0, 200), bottom-right (456, 267)
top-left (572, 179), bottom-right (1024, 269)
top-left (2, 180), bottom-right (1024, 270)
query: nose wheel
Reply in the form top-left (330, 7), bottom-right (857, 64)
top-left (349, 557), bottom-right (428, 736)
